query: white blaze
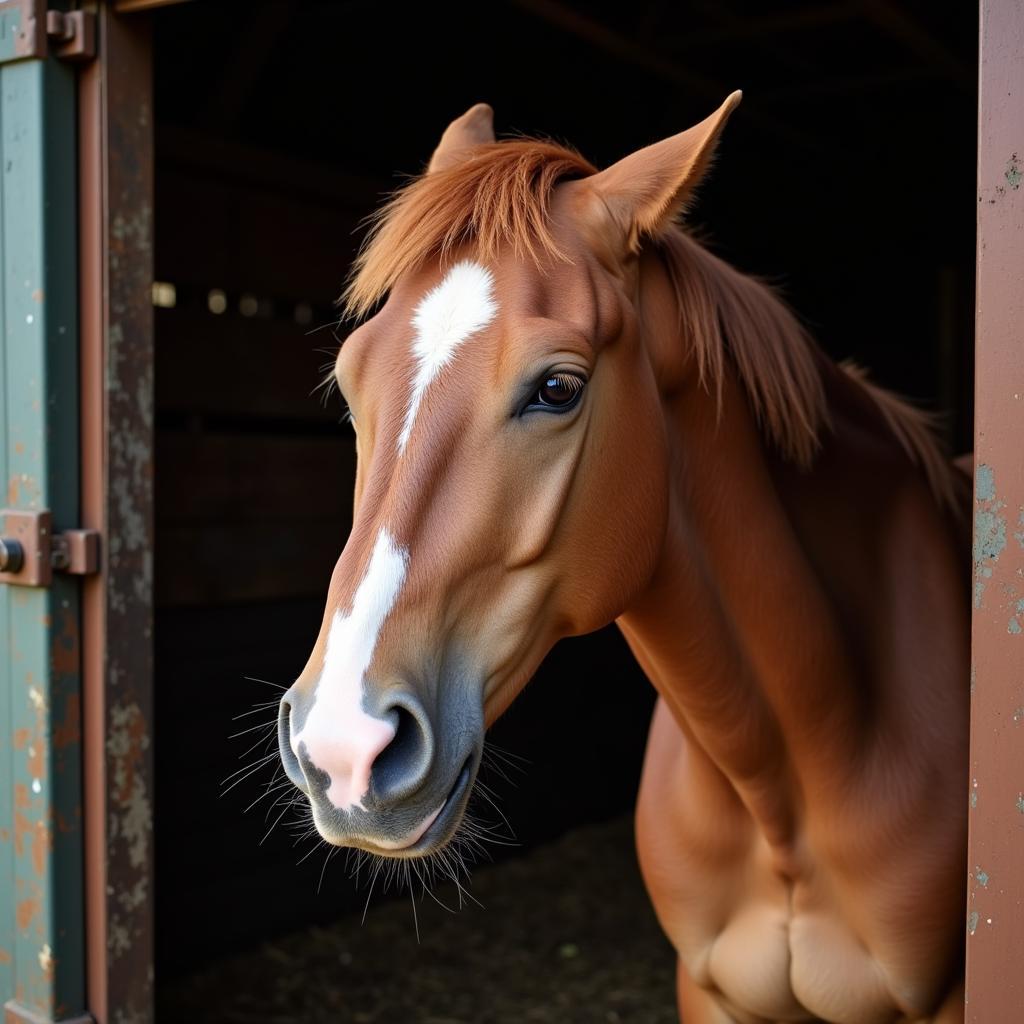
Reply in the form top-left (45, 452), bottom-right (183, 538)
top-left (397, 260), bottom-right (498, 453)
top-left (293, 529), bottom-right (408, 811)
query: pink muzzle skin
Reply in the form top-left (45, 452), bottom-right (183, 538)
top-left (293, 708), bottom-right (397, 812)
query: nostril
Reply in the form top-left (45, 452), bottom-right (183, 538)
top-left (277, 698), bottom-right (308, 794)
top-left (371, 702), bottom-right (433, 804)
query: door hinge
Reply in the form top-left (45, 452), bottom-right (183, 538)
top-left (0, 1), bottom-right (95, 64)
top-left (0, 509), bottom-right (100, 587)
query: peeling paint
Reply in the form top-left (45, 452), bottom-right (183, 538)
top-left (968, 911), bottom-right (980, 935)
top-left (975, 507), bottom-right (1006, 562)
top-left (16, 897), bottom-right (38, 930)
top-left (31, 820), bottom-right (51, 877)
top-left (974, 464), bottom-right (1008, 608)
top-left (975, 868), bottom-right (990, 887)
top-left (51, 606), bottom-right (80, 676)
top-left (1006, 152), bottom-right (1022, 190)
top-left (977, 464), bottom-right (996, 501)
top-left (106, 701), bottom-right (153, 878)
top-left (1006, 597), bottom-right (1024, 635)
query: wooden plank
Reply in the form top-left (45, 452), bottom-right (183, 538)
top-left (155, 162), bottom-right (369, 296)
top-left (155, 520), bottom-right (347, 606)
top-left (155, 308), bottom-right (345, 422)
top-left (156, 124), bottom-right (387, 207)
top-left (156, 432), bottom-right (356, 525)
top-left (964, 1), bottom-right (1024, 1020)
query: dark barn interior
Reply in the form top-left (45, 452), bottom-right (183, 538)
top-left (150, 1), bottom-right (977, 1019)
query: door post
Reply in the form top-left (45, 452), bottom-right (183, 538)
top-left (79, 5), bottom-right (155, 1023)
top-left (0, 6), bottom-right (90, 1020)
top-left (965, 0), bottom-right (1024, 1019)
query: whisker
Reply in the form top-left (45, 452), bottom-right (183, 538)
top-left (243, 675), bottom-right (288, 691)
top-left (297, 835), bottom-right (327, 866)
top-left (231, 702), bottom-right (280, 721)
top-left (236, 729), bottom-right (280, 762)
top-left (317, 845), bottom-right (339, 895)
top-left (361, 858), bottom-right (384, 925)
top-left (219, 752), bottom-right (279, 794)
top-left (243, 776), bottom-right (291, 815)
top-left (260, 801), bottom-right (293, 844)
top-left (405, 862), bottom-right (421, 943)
top-left (228, 719), bottom-right (279, 740)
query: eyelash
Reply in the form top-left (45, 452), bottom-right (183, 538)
top-left (521, 370), bottom-right (588, 416)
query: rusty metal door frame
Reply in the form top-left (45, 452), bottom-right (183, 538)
top-left (78, 5), bottom-right (155, 1023)
top-left (965, 0), bottom-right (1024, 1020)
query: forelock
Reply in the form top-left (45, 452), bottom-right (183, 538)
top-left (343, 140), bottom-right (596, 319)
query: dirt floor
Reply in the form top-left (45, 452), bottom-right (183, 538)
top-left (158, 814), bottom-right (677, 1023)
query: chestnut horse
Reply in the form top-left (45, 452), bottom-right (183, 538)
top-left (276, 95), bottom-right (969, 1022)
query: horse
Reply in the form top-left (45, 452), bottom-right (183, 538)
top-left (275, 94), bottom-right (970, 1023)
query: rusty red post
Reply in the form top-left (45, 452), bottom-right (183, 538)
top-left (965, 1), bottom-right (1024, 1020)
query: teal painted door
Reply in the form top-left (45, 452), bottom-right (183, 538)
top-left (0, 10), bottom-right (88, 1023)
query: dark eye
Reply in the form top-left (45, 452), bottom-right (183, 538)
top-left (526, 371), bottom-right (587, 414)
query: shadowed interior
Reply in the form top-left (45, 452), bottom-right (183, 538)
top-left (150, 0), bottom-right (977, 995)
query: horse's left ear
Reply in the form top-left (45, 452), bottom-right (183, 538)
top-left (581, 91), bottom-right (742, 253)
top-left (428, 103), bottom-right (496, 173)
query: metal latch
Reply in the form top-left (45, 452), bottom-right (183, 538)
top-left (0, 509), bottom-right (100, 587)
top-left (0, 0), bottom-right (95, 64)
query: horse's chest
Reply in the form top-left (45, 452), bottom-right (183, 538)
top-left (654, 848), bottom-right (896, 1024)
top-left (687, 866), bottom-right (905, 1024)
top-left (634, 704), bottom-right (944, 1023)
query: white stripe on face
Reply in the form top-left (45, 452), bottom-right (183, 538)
top-left (293, 529), bottom-right (409, 811)
top-left (396, 260), bottom-right (498, 453)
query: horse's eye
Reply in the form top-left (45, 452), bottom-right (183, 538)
top-left (529, 372), bottom-right (586, 413)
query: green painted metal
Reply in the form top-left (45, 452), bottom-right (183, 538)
top-left (0, 6), bottom-right (22, 65)
top-left (0, 3), bottom-right (43, 68)
top-left (0, 50), bottom-right (87, 1024)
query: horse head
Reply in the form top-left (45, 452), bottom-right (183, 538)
top-left (277, 95), bottom-right (741, 855)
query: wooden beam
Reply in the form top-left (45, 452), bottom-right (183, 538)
top-left (157, 124), bottom-right (389, 206)
top-left (113, 0), bottom-right (191, 12)
top-left (201, 1), bottom-right (293, 129)
top-left (662, 2), bottom-right (860, 51)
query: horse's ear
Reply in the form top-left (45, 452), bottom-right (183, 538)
top-left (581, 91), bottom-right (742, 253)
top-left (427, 103), bottom-right (496, 173)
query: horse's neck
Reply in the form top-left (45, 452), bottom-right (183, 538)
top-left (618, 363), bottom-right (862, 846)
top-left (617, 257), bottom-right (966, 851)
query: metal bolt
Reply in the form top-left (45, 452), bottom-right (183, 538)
top-left (45, 10), bottom-right (75, 44)
top-left (0, 538), bottom-right (24, 573)
top-left (50, 543), bottom-right (69, 572)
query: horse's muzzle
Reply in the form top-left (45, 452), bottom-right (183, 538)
top-left (277, 682), bottom-right (480, 856)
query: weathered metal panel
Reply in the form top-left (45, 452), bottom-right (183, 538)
top-left (965, 1), bottom-right (1024, 1020)
top-left (79, 8), bottom-right (155, 1022)
top-left (0, 54), bottom-right (89, 1023)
